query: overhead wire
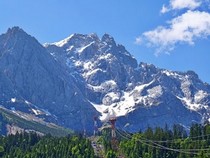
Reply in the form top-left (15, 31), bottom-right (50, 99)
top-left (116, 123), bottom-right (210, 143)
top-left (139, 138), bottom-right (206, 155)
top-left (106, 109), bottom-right (210, 155)
top-left (116, 129), bottom-right (200, 155)
top-left (115, 128), bottom-right (210, 155)
top-left (140, 138), bottom-right (210, 152)
top-left (116, 129), bottom-right (130, 140)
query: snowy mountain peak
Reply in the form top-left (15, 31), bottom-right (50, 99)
top-left (52, 34), bottom-right (75, 47)
top-left (88, 33), bottom-right (99, 39)
top-left (1, 27), bottom-right (210, 133)
top-left (101, 33), bottom-right (116, 46)
top-left (52, 33), bottom-right (100, 48)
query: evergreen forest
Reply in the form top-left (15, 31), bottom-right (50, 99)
top-left (0, 123), bottom-right (209, 158)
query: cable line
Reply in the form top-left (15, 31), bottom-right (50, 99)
top-left (116, 128), bottom-right (210, 155)
top-left (116, 125), bottom-right (210, 143)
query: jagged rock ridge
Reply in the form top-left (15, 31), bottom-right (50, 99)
top-left (0, 27), bottom-right (97, 132)
top-left (0, 27), bottom-right (210, 133)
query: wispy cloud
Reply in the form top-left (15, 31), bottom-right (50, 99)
top-left (137, 10), bottom-right (210, 55)
top-left (160, 5), bottom-right (170, 14)
top-left (161, 0), bottom-right (202, 13)
top-left (135, 37), bottom-right (143, 45)
top-left (136, 0), bottom-right (210, 55)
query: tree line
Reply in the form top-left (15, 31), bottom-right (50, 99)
top-left (0, 123), bottom-right (209, 158)
top-left (119, 124), bottom-right (210, 158)
top-left (0, 132), bottom-right (95, 158)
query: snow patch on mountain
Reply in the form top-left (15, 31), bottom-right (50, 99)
top-left (147, 85), bottom-right (163, 98)
top-left (53, 34), bottom-right (75, 47)
top-left (91, 80), bottom-right (165, 121)
top-left (181, 79), bottom-right (192, 98)
top-left (31, 109), bottom-right (43, 115)
top-left (194, 90), bottom-right (208, 103)
top-left (83, 61), bottom-right (94, 70)
top-left (11, 98), bottom-right (16, 103)
top-left (162, 70), bottom-right (183, 80)
top-left (92, 91), bottom-right (136, 122)
top-left (98, 53), bottom-right (113, 60)
top-left (41, 30), bottom-right (210, 131)
top-left (77, 42), bottom-right (95, 53)
top-left (88, 80), bottom-right (117, 93)
top-left (177, 96), bottom-right (207, 111)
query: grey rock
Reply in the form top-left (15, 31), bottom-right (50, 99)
top-left (0, 27), bottom-right (209, 133)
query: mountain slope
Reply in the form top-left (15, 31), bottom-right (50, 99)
top-left (46, 32), bottom-right (210, 132)
top-left (0, 106), bottom-right (73, 136)
top-left (0, 27), bottom-right (97, 132)
top-left (0, 27), bottom-right (209, 133)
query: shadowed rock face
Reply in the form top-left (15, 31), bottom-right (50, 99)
top-left (0, 27), bottom-right (97, 132)
top-left (0, 27), bottom-right (210, 133)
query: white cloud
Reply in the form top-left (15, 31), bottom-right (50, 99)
top-left (160, 4), bottom-right (170, 14)
top-left (161, 0), bottom-right (202, 13)
top-left (171, 0), bottom-right (201, 10)
top-left (135, 37), bottom-right (142, 45)
top-left (138, 10), bottom-right (210, 55)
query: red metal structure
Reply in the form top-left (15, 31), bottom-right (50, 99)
top-left (109, 116), bottom-right (116, 139)
top-left (109, 115), bottom-right (118, 150)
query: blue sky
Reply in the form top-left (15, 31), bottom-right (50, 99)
top-left (0, 0), bottom-right (210, 83)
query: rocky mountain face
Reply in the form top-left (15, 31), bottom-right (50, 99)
top-left (0, 27), bottom-right (210, 133)
top-left (0, 27), bottom-right (97, 132)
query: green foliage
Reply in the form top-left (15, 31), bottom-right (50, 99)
top-left (0, 113), bottom-right (7, 135)
top-left (1, 122), bottom-right (210, 158)
top-left (106, 150), bottom-right (117, 158)
top-left (0, 145), bottom-right (4, 157)
top-left (119, 124), bottom-right (210, 158)
top-left (0, 132), bottom-right (95, 158)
